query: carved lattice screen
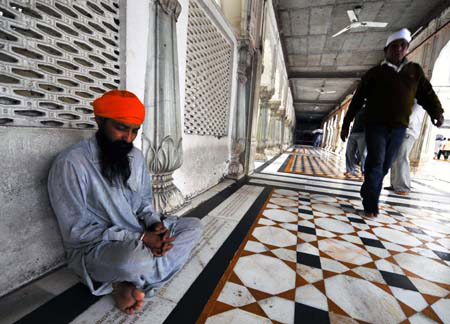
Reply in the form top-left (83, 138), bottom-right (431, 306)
top-left (183, 0), bottom-right (233, 137)
top-left (0, 0), bottom-right (120, 128)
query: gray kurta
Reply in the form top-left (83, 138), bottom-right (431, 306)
top-left (48, 136), bottom-right (202, 295)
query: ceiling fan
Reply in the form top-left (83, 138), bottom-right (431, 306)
top-left (332, 6), bottom-right (388, 38)
top-left (299, 86), bottom-right (336, 94)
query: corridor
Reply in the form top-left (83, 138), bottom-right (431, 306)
top-left (3, 146), bottom-right (450, 324)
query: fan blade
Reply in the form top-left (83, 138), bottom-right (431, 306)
top-left (347, 10), bottom-right (358, 23)
top-left (332, 24), bottom-right (352, 37)
top-left (360, 21), bottom-right (388, 27)
top-left (323, 91), bottom-right (337, 94)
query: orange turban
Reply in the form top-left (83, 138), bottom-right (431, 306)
top-left (93, 90), bottom-right (145, 125)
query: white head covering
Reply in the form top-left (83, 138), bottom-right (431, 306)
top-left (385, 28), bottom-right (411, 47)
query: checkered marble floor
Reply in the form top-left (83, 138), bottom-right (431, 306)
top-left (198, 189), bottom-right (450, 324)
top-left (283, 147), bottom-right (362, 181)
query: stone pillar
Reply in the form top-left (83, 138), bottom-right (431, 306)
top-left (142, 0), bottom-right (186, 215)
top-left (265, 100), bottom-right (280, 155)
top-left (255, 86), bottom-right (273, 160)
top-left (228, 39), bottom-right (252, 178)
top-left (277, 109), bottom-right (286, 152)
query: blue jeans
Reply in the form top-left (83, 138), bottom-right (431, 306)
top-left (361, 125), bottom-right (406, 213)
top-left (345, 132), bottom-right (366, 175)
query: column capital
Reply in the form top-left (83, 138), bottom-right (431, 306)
top-left (156, 0), bottom-right (182, 20)
top-left (260, 85), bottom-right (274, 101)
top-left (269, 100), bottom-right (281, 112)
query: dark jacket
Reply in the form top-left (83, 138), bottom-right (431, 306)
top-left (343, 60), bottom-right (443, 129)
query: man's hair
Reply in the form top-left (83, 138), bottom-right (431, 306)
top-left (96, 120), bottom-right (133, 185)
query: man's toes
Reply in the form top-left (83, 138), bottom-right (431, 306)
top-left (133, 289), bottom-right (145, 301)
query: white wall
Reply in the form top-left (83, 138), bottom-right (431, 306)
top-left (124, 0), bottom-right (238, 198)
top-left (174, 0), bottom-right (238, 198)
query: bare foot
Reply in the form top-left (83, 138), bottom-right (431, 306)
top-left (112, 282), bottom-right (145, 315)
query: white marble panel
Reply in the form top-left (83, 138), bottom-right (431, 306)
top-left (315, 218), bottom-right (354, 234)
top-left (312, 204), bottom-right (344, 215)
top-left (366, 246), bottom-right (391, 258)
top-left (296, 264), bottom-right (323, 283)
top-left (320, 258), bottom-right (349, 273)
top-left (431, 298), bottom-right (450, 323)
top-left (390, 287), bottom-right (428, 312)
top-left (411, 248), bottom-right (441, 260)
top-left (270, 197), bottom-right (297, 207)
top-left (426, 242), bottom-right (449, 253)
top-left (297, 243), bottom-right (319, 256)
top-left (244, 240), bottom-right (269, 253)
top-left (375, 259), bottom-right (405, 275)
top-left (258, 218), bottom-right (276, 226)
top-left (298, 220), bottom-right (315, 228)
top-left (394, 253), bottom-right (450, 284)
top-left (296, 284), bottom-right (328, 311)
top-left (373, 228), bottom-right (422, 247)
top-left (274, 189), bottom-right (298, 196)
top-left (341, 234), bottom-right (363, 245)
top-left (370, 215), bottom-right (397, 224)
top-left (263, 209), bottom-right (297, 222)
top-left (382, 241), bottom-right (407, 252)
top-left (408, 312), bottom-right (440, 324)
top-left (217, 282), bottom-right (256, 307)
top-left (258, 297), bottom-right (295, 323)
top-left (365, 220), bottom-right (383, 227)
top-left (357, 231), bottom-right (378, 240)
top-left (352, 223), bottom-right (370, 231)
top-left (205, 308), bottom-right (272, 324)
top-left (209, 185), bottom-right (264, 220)
top-left (310, 194), bottom-right (338, 203)
top-left (313, 211), bottom-right (329, 217)
top-left (423, 230), bottom-right (446, 238)
top-left (253, 226), bottom-right (297, 247)
top-left (280, 223), bottom-right (298, 231)
top-left (234, 255), bottom-right (296, 295)
top-left (388, 224), bottom-right (408, 231)
top-left (332, 215), bottom-right (349, 222)
top-left (299, 214), bottom-right (314, 220)
top-left (318, 239), bottom-right (372, 265)
top-left (298, 233), bottom-right (317, 242)
top-left (437, 238), bottom-right (450, 249)
top-left (316, 229), bottom-right (337, 238)
top-left (272, 248), bottom-right (297, 263)
top-left (325, 275), bottom-right (406, 324)
top-left (351, 266), bottom-right (386, 284)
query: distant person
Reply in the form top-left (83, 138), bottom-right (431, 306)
top-left (438, 138), bottom-right (450, 160)
top-left (385, 101), bottom-right (425, 195)
top-left (48, 90), bottom-right (203, 314)
top-left (341, 28), bottom-right (444, 217)
top-left (344, 108), bottom-right (366, 178)
top-left (312, 129), bottom-right (323, 147)
top-left (434, 136), bottom-right (445, 159)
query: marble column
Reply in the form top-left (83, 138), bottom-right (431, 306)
top-left (228, 39), bottom-right (252, 178)
top-left (255, 86), bottom-right (274, 160)
top-left (265, 100), bottom-right (280, 155)
top-left (142, 0), bottom-right (186, 215)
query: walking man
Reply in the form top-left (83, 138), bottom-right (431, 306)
top-left (344, 108), bottom-right (366, 178)
top-left (340, 28), bottom-right (444, 217)
top-left (385, 101), bottom-right (424, 195)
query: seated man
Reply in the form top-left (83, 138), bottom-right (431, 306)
top-left (48, 90), bottom-right (203, 315)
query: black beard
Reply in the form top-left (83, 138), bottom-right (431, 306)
top-left (96, 130), bottom-right (133, 185)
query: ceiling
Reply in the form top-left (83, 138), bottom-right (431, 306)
top-left (273, 0), bottom-right (449, 125)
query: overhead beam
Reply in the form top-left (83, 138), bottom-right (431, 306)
top-left (289, 71), bottom-right (365, 80)
top-left (294, 100), bottom-right (339, 105)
